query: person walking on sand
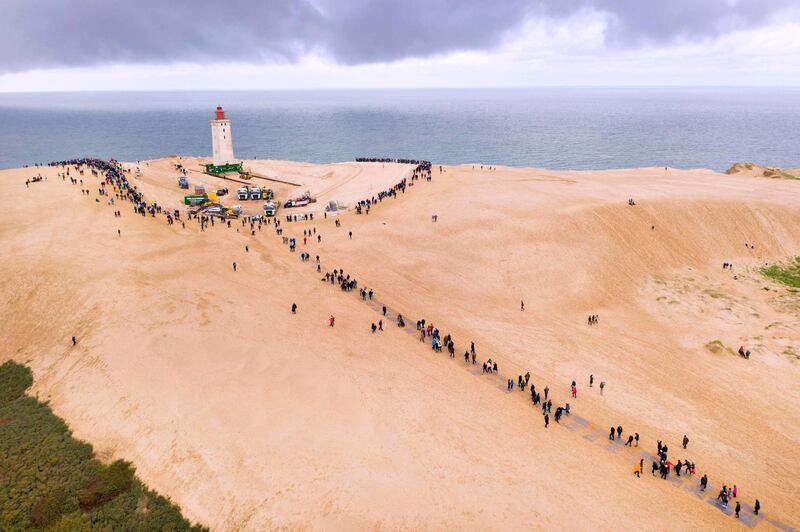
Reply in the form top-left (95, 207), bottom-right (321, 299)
top-left (683, 434), bottom-right (689, 449)
top-left (600, 381), bottom-right (605, 395)
top-left (626, 435), bottom-right (634, 447)
top-left (349, 231), bottom-right (353, 239)
top-left (371, 323), bottom-right (377, 334)
top-left (616, 425), bottom-right (623, 440)
top-left (521, 300), bottom-right (524, 311)
top-left (754, 499), bottom-right (760, 515)
top-left (71, 336), bottom-right (76, 346)
top-left (544, 386), bottom-right (549, 400)
top-left (291, 303), bottom-right (297, 314)
top-left (571, 384), bottom-right (577, 398)
top-left (735, 501), bottom-right (741, 519)
top-left (700, 474), bottom-right (708, 491)
top-left (634, 432), bottom-right (639, 446)
top-left (609, 427), bottom-right (615, 441)
top-left (382, 305), bottom-right (387, 316)
top-left (589, 374), bottom-right (593, 387)
top-left (634, 461), bottom-right (641, 477)
top-left (329, 315), bottom-right (335, 327)
top-left (544, 413), bottom-right (549, 428)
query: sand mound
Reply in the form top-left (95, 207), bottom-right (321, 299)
top-left (1, 161), bottom-right (799, 530)
top-left (726, 161), bottom-right (800, 180)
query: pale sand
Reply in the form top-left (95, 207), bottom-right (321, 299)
top-left (1, 159), bottom-right (799, 530)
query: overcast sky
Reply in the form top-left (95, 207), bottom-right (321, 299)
top-left (2, 0), bottom-right (800, 91)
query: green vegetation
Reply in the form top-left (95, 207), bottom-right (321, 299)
top-left (784, 347), bottom-right (800, 362)
top-left (704, 340), bottom-right (736, 357)
top-left (762, 168), bottom-right (800, 180)
top-left (0, 361), bottom-right (206, 531)
top-left (761, 257), bottom-right (800, 289)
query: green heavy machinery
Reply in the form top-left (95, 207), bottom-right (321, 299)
top-left (204, 162), bottom-right (243, 175)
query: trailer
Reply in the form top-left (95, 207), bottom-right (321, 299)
top-left (184, 195), bottom-right (208, 206)
top-left (284, 197), bottom-right (310, 208)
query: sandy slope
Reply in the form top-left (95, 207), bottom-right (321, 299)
top-left (1, 160), bottom-right (799, 530)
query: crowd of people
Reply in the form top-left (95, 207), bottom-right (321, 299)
top-left (48, 156), bottom-right (766, 525)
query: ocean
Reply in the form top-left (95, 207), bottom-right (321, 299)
top-left (1, 88), bottom-right (798, 171)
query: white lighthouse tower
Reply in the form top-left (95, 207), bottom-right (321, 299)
top-left (210, 105), bottom-right (235, 166)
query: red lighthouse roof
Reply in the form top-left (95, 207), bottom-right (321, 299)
top-left (215, 105), bottom-right (225, 120)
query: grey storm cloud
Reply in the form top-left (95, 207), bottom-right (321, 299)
top-left (0, 0), bottom-right (795, 73)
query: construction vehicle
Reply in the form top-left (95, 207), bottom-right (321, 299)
top-left (263, 201), bottom-right (277, 217)
top-left (261, 188), bottom-right (274, 200)
top-left (178, 176), bottom-right (189, 189)
top-left (205, 162), bottom-right (243, 175)
top-left (283, 193), bottom-right (314, 208)
top-left (184, 195), bottom-right (208, 206)
top-left (249, 187), bottom-right (262, 200)
top-left (238, 168), bottom-right (253, 180)
top-left (237, 187), bottom-right (250, 200)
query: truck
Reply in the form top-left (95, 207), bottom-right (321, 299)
top-left (263, 201), bottom-right (277, 217)
top-left (249, 187), bottom-right (262, 200)
top-left (237, 187), bottom-right (249, 200)
top-left (261, 188), bottom-right (274, 200)
top-left (178, 176), bottom-right (189, 189)
top-left (284, 197), bottom-right (310, 208)
top-left (184, 195), bottom-right (208, 206)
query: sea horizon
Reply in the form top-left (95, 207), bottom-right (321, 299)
top-left (2, 87), bottom-right (799, 171)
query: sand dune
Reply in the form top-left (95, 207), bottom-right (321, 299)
top-left (1, 160), bottom-right (799, 530)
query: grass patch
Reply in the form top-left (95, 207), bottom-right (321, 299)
top-left (763, 168), bottom-right (800, 180)
top-left (761, 257), bottom-right (800, 289)
top-left (705, 340), bottom-right (725, 354)
top-left (704, 340), bottom-right (737, 357)
top-left (0, 361), bottom-right (206, 531)
top-left (703, 289), bottom-right (728, 299)
top-left (784, 347), bottom-right (800, 361)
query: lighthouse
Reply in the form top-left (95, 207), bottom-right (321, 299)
top-left (210, 105), bottom-right (235, 166)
